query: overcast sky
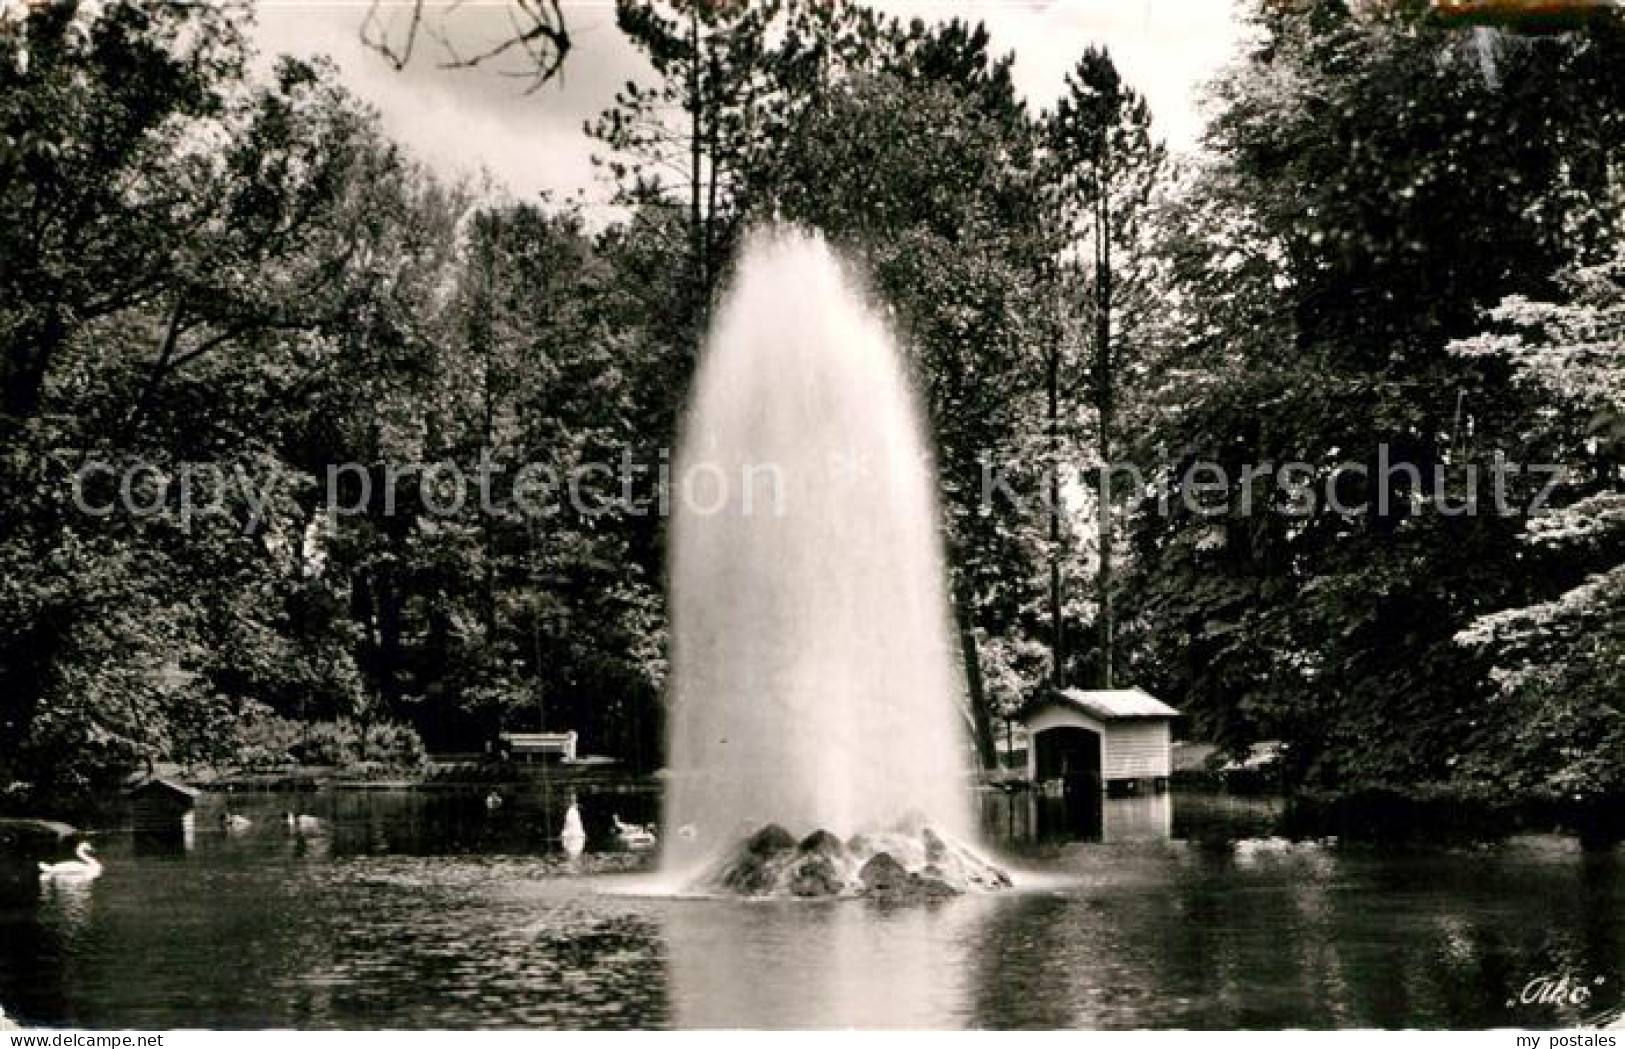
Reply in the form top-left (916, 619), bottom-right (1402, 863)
top-left (252, 1), bottom-right (1249, 207)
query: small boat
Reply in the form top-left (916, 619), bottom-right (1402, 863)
top-left (38, 842), bottom-right (102, 880)
top-left (561, 802), bottom-right (587, 857)
top-left (220, 813), bottom-right (252, 832)
top-left (285, 813), bottom-right (324, 833)
top-left (611, 814), bottom-right (657, 850)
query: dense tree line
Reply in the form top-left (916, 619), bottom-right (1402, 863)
top-left (0, 0), bottom-right (1619, 810)
top-left (1120, 1), bottom-right (1624, 793)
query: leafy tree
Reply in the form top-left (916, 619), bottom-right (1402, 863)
top-left (588, 0), bottom-right (802, 321)
top-left (0, 0), bottom-right (245, 437)
top-left (1046, 46), bottom-right (1166, 690)
top-left (401, 202), bottom-right (667, 762)
top-left (0, 4), bottom-right (454, 803)
top-left (1122, 0), bottom-right (1625, 785)
top-left (764, 23), bottom-right (1052, 766)
top-left (1450, 203), bottom-right (1625, 796)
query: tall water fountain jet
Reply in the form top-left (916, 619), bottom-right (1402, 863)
top-left (664, 228), bottom-right (1007, 897)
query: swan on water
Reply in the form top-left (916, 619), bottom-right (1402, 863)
top-left (38, 842), bottom-right (102, 879)
top-left (611, 814), bottom-right (656, 850)
top-left (561, 801), bottom-right (587, 857)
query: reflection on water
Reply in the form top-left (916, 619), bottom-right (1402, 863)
top-left (1105, 794), bottom-right (1172, 842)
top-left (981, 788), bottom-right (1174, 846)
top-left (666, 897), bottom-right (993, 1028)
top-left (34, 877), bottom-right (96, 936)
top-left (0, 788), bottom-right (1621, 1029)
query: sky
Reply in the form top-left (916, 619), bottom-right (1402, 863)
top-left (252, 1), bottom-right (1250, 207)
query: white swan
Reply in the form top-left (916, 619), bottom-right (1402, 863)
top-left (561, 802), bottom-right (587, 857)
top-left (285, 813), bottom-right (323, 832)
top-left (38, 842), bottom-right (102, 880)
top-left (611, 814), bottom-right (657, 850)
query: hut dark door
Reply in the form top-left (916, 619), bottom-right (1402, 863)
top-left (1035, 727), bottom-right (1102, 837)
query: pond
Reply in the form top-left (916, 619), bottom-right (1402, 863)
top-left (1, 787), bottom-right (1620, 1029)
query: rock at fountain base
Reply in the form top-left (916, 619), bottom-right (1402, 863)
top-left (696, 824), bottom-right (1010, 899)
top-left (858, 852), bottom-right (909, 893)
top-left (716, 823), bottom-right (798, 894)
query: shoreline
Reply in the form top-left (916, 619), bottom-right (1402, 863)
top-left (13, 771), bottom-right (1625, 850)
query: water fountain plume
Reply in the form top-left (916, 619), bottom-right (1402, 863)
top-left (663, 228), bottom-right (987, 892)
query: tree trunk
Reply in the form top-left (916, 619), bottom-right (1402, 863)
top-left (688, 3), bottom-right (706, 311)
top-left (376, 568), bottom-right (405, 716)
top-left (1, 308), bottom-right (66, 438)
top-left (1047, 322), bottom-right (1065, 688)
top-left (954, 577), bottom-right (999, 770)
top-left (1094, 182), bottom-right (1116, 691)
top-left (350, 571), bottom-right (378, 720)
top-left (704, 46), bottom-right (722, 306)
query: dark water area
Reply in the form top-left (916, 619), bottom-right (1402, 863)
top-left (1, 787), bottom-right (1621, 1029)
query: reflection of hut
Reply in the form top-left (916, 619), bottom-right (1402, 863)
top-left (1020, 689), bottom-right (1180, 798)
top-left (127, 777), bottom-right (199, 835)
top-left (1103, 792), bottom-right (1174, 843)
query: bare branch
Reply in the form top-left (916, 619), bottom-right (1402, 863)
top-left (360, 0), bottom-right (571, 91)
top-left (360, 0), bottom-right (423, 72)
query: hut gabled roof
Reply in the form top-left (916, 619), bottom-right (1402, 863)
top-left (125, 776), bottom-right (200, 800)
top-left (1023, 688), bottom-right (1180, 723)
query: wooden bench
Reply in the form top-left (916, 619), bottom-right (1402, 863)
top-left (499, 731), bottom-right (577, 763)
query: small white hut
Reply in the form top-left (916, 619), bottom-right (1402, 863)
top-left (1021, 688), bottom-right (1180, 796)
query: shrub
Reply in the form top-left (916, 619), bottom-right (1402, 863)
top-left (230, 714), bottom-right (426, 773)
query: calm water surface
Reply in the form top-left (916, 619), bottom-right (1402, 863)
top-left (1, 789), bottom-right (1620, 1029)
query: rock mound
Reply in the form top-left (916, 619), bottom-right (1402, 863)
top-left (695, 823), bottom-right (1011, 899)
